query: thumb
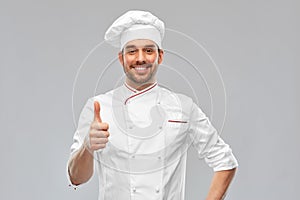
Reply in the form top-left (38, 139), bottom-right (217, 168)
top-left (93, 101), bottom-right (102, 122)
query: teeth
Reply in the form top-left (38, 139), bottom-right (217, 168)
top-left (135, 67), bottom-right (146, 70)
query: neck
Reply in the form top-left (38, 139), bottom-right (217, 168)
top-left (125, 79), bottom-right (156, 91)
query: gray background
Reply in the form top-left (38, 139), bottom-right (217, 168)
top-left (1, 0), bottom-right (299, 199)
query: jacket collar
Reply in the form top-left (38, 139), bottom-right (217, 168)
top-left (123, 82), bottom-right (158, 105)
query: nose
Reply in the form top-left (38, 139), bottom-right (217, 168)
top-left (136, 49), bottom-right (146, 63)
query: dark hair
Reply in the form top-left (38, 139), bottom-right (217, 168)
top-left (121, 45), bottom-right (162, 54)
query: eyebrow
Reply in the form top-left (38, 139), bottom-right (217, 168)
top-left (124, 44), bottom-right (157, 49)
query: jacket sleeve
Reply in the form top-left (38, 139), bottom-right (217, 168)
top-left (188, 103), bottom-right (238, 171)
top-left (66, 98), bottom-right (94, 188)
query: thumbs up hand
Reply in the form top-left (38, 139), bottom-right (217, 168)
top-left (86, 101), bottom-right (110, 151)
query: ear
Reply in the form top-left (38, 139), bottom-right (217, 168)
top-left (118, 51), bottom-right (124, 66)
top-left (158, 49), bottom-right (164, 64)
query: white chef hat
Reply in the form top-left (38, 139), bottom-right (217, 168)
top-left (104, 10), bottom-right (165, 50)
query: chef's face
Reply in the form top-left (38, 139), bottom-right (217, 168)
top-left (118, 39), bottom-right (164, 90)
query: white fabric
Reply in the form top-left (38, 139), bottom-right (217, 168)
top-left (120, 24), bottom-right (162, 50)
top-left (67, 83), bottom-right (238, 199)
top-left (104, 10), bottom-right (165, 49)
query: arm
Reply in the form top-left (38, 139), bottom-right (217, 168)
top-left (205, 168), bottom-right (237, 200)
top-left (68, 101), bottom-right (109, 186)
top-left (68, 145), bottom-right (94, 185)
top-left (188, 103), bottom-right (238, 199)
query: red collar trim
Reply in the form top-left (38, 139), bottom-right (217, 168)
top-left (124, 82), bottom-right (158, 105)
top-left (124, 82), bottom-right (137, 93)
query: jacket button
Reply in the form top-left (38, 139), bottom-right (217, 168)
top-left (155, 187), bottom-right (160, 193)
top-left (132, 187), bottom-right (136, 193)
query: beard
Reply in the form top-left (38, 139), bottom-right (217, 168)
top-left (126, 64), bottom-right (156, 84)
top-left (124, 57), bottom-right (159, 87)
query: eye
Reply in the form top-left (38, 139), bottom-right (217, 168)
top-left (126, 49), bottom-right (137, 55)
top-left (144, 48), bottom-right (155, 54)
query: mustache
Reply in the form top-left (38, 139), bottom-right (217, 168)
top-left (131, 63), bottom-right (153, 68)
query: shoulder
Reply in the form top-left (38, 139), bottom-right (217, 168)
top-left (158, 86), bottom-right (194, 112)
top-left (89, 87), bottom-right (120, 106)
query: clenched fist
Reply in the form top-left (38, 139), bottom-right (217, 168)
top-left (86, 101), bottom-right (109, 151)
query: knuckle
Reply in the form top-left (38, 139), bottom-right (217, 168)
top-left (101, 138), bottom-right (108, 143)
top-left (103, 131), bottom-right (110, 138)
top-left (100, 122), bottom-right (109, 130)
top-left (104, 123), bottom-right (109, 129)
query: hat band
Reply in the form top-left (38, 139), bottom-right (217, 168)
top-left (120, 25), bottom-right (162, 50)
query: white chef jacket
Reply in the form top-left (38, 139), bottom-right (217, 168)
top-left (67, 82), bottom-right (238, 200)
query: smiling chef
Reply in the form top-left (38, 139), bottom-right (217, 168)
top-left (67, 10), bottom-right (238, 200)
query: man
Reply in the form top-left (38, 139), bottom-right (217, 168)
top-left (67, 10), bottom-right (238, 200)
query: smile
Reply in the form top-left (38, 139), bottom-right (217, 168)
top-left (135, 67), bottom-right (148, 71)
top-left (131, 64), bottom-right (152, 73)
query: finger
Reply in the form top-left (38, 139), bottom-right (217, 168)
top-left (91, 122), bottom-right (109, 131)
top-left (102, 131), bottom-right (110, 138)
top-left (90, 143), bottom-right (106, 151)
top-left (99, 122), bottom-right (109, 131)
top-left (90, 130), bottom-right (110, 138)
top-left (90, 137), bottom-right (109, 144)
top-left (94, 101), bottom-right (102, 122)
